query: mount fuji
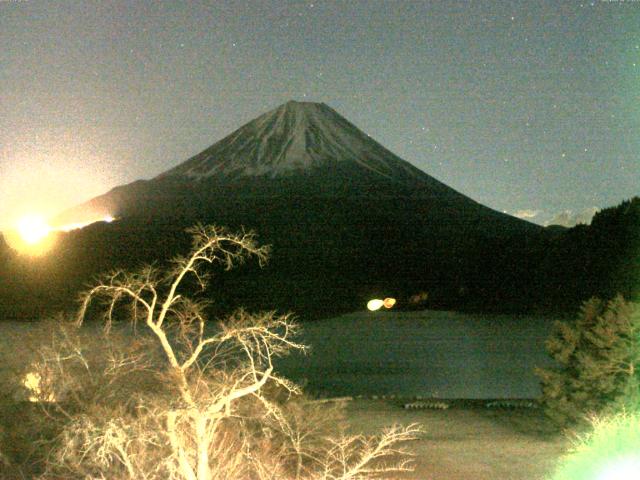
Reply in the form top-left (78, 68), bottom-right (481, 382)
top-left (56, 101), bottom-right (534, 227)
top-left (11, 101), bottom-right (548, 318)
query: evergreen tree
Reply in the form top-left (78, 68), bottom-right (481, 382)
top-left (536, 296), bottom-right (640, 427)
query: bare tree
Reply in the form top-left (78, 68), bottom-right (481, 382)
top-left (27, 225), bottom-right (420, 479)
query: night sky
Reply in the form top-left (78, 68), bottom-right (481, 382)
top-left (1, 0), bottom-right (638, 229)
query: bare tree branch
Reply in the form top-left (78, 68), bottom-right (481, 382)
top-left (28, 225), bottom-right (421, 480)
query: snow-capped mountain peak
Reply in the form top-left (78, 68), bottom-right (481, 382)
top-left (158, 101), bottom-right (425, 182)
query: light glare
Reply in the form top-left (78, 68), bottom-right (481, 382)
top-left (16, 215), bottom-right (51, 245)
top-left (5, 212), bottom-right (116, 255)
top-left (367, 299), bottom-right (384, 311)
top-left (596, 457), bottom-right (640, 480)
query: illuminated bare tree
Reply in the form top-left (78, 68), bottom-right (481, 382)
top-left (30, 224), bottom-right (420, 479)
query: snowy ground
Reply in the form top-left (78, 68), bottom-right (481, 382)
top-left (345, 399), bottom-right (567, 480)
top-left (275, 310), bottom-right (558, 399)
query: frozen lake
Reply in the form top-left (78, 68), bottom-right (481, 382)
top-left (275, 310), bottom-right (557, 399)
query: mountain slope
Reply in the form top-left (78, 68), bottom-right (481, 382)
top-left (56, 101), bottom-right (536, 234)
top-left (24, 101), bottom-right (549, 319)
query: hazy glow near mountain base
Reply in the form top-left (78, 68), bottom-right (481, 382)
top-left (16, 215), bottom-right (50, 245)
top-left (4, 213), bottom-right (115, 256)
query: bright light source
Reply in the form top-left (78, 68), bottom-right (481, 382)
top-left (16, 214), bottom-right (51, 245)
top-left (5, 211), bottom-right (116, 255)
top-left (383, 297), bottom-right (396, 309)
top-left (550, 412), bottom-right (640, 480)
top-left (367, 299), bottom-right (384, 311)
top-left (596, 457), bottom-right (640, 480)
top-left (3, 214), bottom-right (57, 255)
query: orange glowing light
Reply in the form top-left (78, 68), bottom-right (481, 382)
top-left (16, 215), bottom-right (51, 245)
top-left (4, 214), bottom-right (56, 256)
top-left (4, 212), bottom-right (116, 256)
top-left (383, 298), bottom-right (396, 309)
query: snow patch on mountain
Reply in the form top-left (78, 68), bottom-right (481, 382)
top-left (544, 207), bottom-right (600, 227)
top-left (158, 101), bottom-right (426, 183)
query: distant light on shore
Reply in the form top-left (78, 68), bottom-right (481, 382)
top-left (367, 298), bottom-right (396, 311)
top-left (383, 298), bottom-right (396, 309)
top-left (367, 299), bottom-right (384, 311)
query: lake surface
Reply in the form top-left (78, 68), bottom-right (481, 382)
top-left (1, 309), bottom-right (558, 400)
top-left (274, 310), bottom-right (557, 399)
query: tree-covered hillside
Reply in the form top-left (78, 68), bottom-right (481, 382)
top-left (0, 197), bottom-right (637, 321)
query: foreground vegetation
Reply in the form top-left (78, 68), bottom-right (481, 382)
top-left (537, 296), bottom-right (640, 428)
top-left (0, 225), bottom-right (419, 479)
top-left (537, 296), bottom-right (640, 479)
top-left (1, 213), bottom-right (638, 478)
top-left (1, 196), bottom-right (638, 322)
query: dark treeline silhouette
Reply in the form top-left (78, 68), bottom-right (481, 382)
top-left (0, 196), bottom-right (637, 322)
top-left (533, 197), bottom-right (640, 311)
